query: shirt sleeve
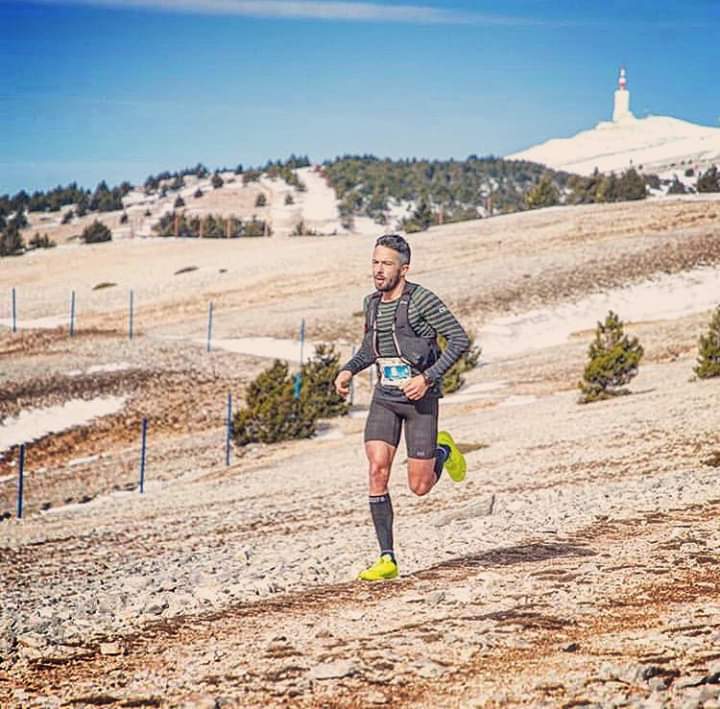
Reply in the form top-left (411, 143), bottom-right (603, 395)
top-left (417, 290), bottom-right (471, 383)
top-left (340, 295), bottom-right (376, 375)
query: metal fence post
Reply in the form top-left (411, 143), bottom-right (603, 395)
top-left (225, 392), bottom-right (233, 466)
top-left (129, 289), bottom-right (134, 340)
top-left (69, 290), bottom-right (76, 336)
top-left (207, 302), bottom-right (213, 352)
top-left (16, 444), bottom-right (25, 518)
top-left (139, 418), bottom-right (148, 493)
top-left (11, 287), bottom-right (17, 333)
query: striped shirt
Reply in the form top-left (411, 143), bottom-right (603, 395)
top-left (342, 283), bottom-right (471, 399)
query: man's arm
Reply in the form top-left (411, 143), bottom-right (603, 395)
top-left (418, 290), bottom-right (471, 384)
top-left (339, 295), bottom-right (375, 375)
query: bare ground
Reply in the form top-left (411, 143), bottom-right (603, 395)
top-left (2, 197), bottom-right (720, 707)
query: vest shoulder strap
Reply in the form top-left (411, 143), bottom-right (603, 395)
top-left (395, 282), bottom-right (419, 331)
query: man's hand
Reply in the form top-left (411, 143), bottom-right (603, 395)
top-left (401, 374), bottom-right (430, 401)
top-left (334, 370), bottom-right (353, 399)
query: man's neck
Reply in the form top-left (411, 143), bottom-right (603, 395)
top-left (380, 278), bottom-right (406, 302)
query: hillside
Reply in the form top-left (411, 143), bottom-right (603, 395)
top-left (2, 195), bottom-right (720, 706)
top-left (508, 115), bottom-right (720, 179)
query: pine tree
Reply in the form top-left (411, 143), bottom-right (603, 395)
top-left (525, 175), bottom-right (560, 209)
top-left (697, 166), bottom-right (720, 193)
top-left (233, 360), bottom-right (317, 446)
top-left (579, 311), bottom-right (644, 403)
top-left (81, 220), bottom-right (112, 244)
top-left (441, 335), bottom-right (482, 394)
top-left (211, 173), bottom-right (224, 189)
top-left (299, 344), bottom-right (350, 418)
top-left (694, 306), bottom-right (720, 379)
top-left (0, 222), bottom-right (25, 256)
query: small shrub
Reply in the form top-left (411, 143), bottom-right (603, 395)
top-left (81, 220), bottom-right (112, 244)
top-left (0, 224), bottom-right (25, 256)
top-left (119, 212), bottom-right (129, 224)
top-left (578, 310), bottom-right (644, 403)
top-left (255, 193), bottom-right (267, 207)
top-left (694, 306), bottom-right (720, 379)
top-left (194, 188), bottom-right (204, 199)
top-left (174, 196), bottom-right (185, 208)
top-left (285, 193), bottom-right (295, 205)
top-left (61, 210), bottom-right (74, 224)
top-left (291, 220), bottom-right (318, 236)
top-left (28, 232), bottom-right (56, 249)
top-left (211, 173), bottom-right (224, 189)
top-left (441, 334), bottom-right (482, 394)
top-left (233, 360), bottom-right (317, 446)
top-left (697, 166), bottom-right (720, 193)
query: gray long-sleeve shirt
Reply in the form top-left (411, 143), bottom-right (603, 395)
top-left (341, 284), bottom-right (471, 400)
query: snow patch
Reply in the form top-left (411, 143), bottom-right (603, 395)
top-left (0, 397), bottom-right (126, 454)
top-left (479, 266), bottom-right (720, 360)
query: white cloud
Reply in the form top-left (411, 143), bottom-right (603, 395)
top-left (10, 0), bottom-right (560, 26)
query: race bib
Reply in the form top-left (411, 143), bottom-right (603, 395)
top-left (377, 357), bottom-right (412, 387)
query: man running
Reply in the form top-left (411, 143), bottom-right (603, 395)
top-left (334, 234), bottom-right (472, 581)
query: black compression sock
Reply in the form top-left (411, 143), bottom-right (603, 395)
top-left (434, 444), bottom-right (451, 480)
top-left (369, 494), bottom-right (394, 561)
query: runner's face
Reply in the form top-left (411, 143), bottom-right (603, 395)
top-left (372, 246), bottom-right (407, 292)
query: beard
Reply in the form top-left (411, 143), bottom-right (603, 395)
top-left (375, 272), bottom-right (400, 292)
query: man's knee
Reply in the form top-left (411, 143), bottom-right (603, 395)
top-left (368, 460), bottom-right (391, 486)
top-left (408, 477), bottom-right (433, 497)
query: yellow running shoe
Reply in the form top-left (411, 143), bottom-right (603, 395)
top-left (358, 554), bottom-right (398, 581)
top-left (437, 430), bottom-right (466, 482)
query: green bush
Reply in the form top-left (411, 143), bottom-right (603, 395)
top-left (525, 174), bottom-right (560, 209)
top-left (61, 209), bottom-right (74, 224)
top-left (285, 193), bottom-right (295, 205)
top-left (255, 193), bottom-right (267, 207)
top-left (81, 220), bottom-right (112, 244)
top-left (299, 344), bottom-right (350, 419)
top-left (697, 166), bottom-right (720, 193)
top-left (694, 306), bottom-right (720, 379)
top-left (211, 173), bottom-right (224, 189)
top-left (0, 222), bottom-right (25, 256)
top-left (291, 220), bottom-right (318, 236)
top-left (579, 311), bottom-right (644, 403)
top-left (174, 196), bottom-right (185, 208)
top-left (233, 360), bottom-right (317, 446)
top-left (28, 232), bottom-right (56, 249)
top-left (194, 188), bottom-right (204, 199)
top-left (440, 334), bottom-right (482, 394)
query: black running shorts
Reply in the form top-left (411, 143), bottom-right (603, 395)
top-left (364, 394), bottom-right (439, 460)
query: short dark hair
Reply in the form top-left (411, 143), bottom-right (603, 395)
top-left (375, 234), bottom-right (411, 266)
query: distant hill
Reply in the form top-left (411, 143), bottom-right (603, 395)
top-left (321, 155), bottom-right (574, 227)
top-left (508, 115), bottom-right (720, 178)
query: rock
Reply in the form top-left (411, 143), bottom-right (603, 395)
top-left (309, 660), bottom-right (357, 680)
top-left (99, 641), bottom-right (124, 656)
top-left (365, 690), bottom-right (389, 704)
top-left (194, 584), bottom-right (222, 604)
top-left (16, 632), bottom-right (46, 651)
top-left (425, 591), bottom-right (446, 605)
top-left (145, 598), bottom-right (169, 616)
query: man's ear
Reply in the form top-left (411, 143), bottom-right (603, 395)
top-left (401, 263), bottom-right (410, 276)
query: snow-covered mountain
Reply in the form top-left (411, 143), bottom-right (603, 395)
top-left (507, 114), bottom-right (720, 177)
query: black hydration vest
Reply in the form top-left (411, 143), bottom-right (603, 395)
top-left (363, 282), bottom-right (441, 373)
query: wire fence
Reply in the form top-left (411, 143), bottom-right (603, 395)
top-left (2, 285), bottom-right (374, 520)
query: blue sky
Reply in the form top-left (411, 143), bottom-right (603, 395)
top-left (1, 0), bottom-right (718, 194)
